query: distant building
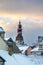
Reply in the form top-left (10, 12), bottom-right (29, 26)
top-left (25, 47), bottom-right (32, 55)
top-left (7, 38), bottom-right (21, 55)
top-left (31, 36), bottom-right (43, 55)
top-left (38, 36), bottom-right (43, 42)
top-left (16, 21), bottom-right (24, 45)
top-left (0, 27), bottom-right (5, 39)
top-left (18, 45), bottom-right (29, 54)
top-left (0, 26), bottom-right (21, 55)
top-left (38, 36), bottom-right (43, 50)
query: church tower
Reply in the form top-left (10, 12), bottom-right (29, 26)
top-left (16, 21), bottom-right (24, 45)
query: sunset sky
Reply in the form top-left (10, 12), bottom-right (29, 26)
top-left (0, 0), bottom-right (43, 45)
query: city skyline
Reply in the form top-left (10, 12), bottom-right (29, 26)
top-left (0, 0), bottom-right (43, 45)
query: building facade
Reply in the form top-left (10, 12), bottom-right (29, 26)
top-left (38, 36), bottom-right (43, 50)
top-left (31, 36), bottom-right (43, 55)
top-left (7, 38), bottom-right (21, 55)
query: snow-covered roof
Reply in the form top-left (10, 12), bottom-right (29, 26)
top-left (18, 45), bottom-right (29, 53)
top-left (0, 50), bottom-right (43, 65)
top-left (31, 47), bottom-right (39, 52)
top-left (31, 46), bottom-right (43, 52)
top-left (0, 50), bottom-right (33, 65)
top-left (0, 27), bottom-right (5, 33)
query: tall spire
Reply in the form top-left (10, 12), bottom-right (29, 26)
top-left (16, 20), bottom-right (24, 45)
top-left (17, 21), bottom-right (22, 34)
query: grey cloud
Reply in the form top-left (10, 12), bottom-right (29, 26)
top-left (0, 0), bottom-right (43, 16)
top-left (23, 27), bottom-right (43, 45)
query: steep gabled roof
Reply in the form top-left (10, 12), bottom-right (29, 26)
top-left (7, 38), bottom-right (13, 42)
top-left (7, 38), bottom-right (21, 53)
